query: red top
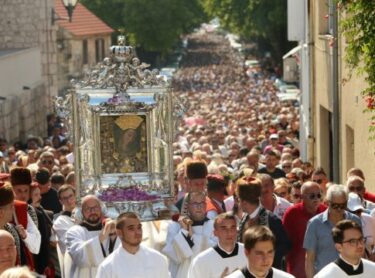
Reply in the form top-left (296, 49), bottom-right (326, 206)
top-left (12, 200), bottom-right (34, 270)
top-left (364, 191), bottom-right (375, 203)
top-left (282, 202), bottom-right (327, 278)
top-left (13, 200), bottom-right (28, 228)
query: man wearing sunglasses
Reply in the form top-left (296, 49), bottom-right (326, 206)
top-left (303, 184), bottom-right (361, 278)
top-left (37, 151), bottom-right (56, 174)
top-left (315, 220), bottom-right (375, 277)
top-left (282, 181), bottom-right (327, 278)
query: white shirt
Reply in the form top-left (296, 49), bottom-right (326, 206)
top-left (272, 195), bottom-right (292, 220)
top-left (224, 196), bottom-right (235, 212)
top-left (188, 243), bottom-right (247, 278)
top-left (314, 258), bottom-right (375, 278)
top-left (24, 214), bottom-right (41, 254)
top-left (52, 214), bottom-right (75, 254)
top-left (360, 213), bottom-right (375, 253)
top-left (96, 245), bottom-right (170, 278)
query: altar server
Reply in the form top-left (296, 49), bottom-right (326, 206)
top-left (163, 191), bottom-right (217, 278)
top-left (315, 220), bottom-right (375, 277)
top-left (226, 225), bottom-right (294, 278)
top-left (96, 212), bottom-right (170, 278)
top-left (65, 195), bottom-right (120, 278)
top-left (188, 212), bottom-right (246, 278)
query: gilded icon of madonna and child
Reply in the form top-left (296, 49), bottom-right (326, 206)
top-left (100, 115), bottom-right (148, 173)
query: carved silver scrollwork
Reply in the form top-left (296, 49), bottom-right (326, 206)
top-left (62, 36), bottom-right (179, 221)
top-left (55, 94), bottom-right (72, 139)
top-left (72, 36), bottom-right (165, 100)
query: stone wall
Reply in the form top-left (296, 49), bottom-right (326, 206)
top-left (56, 28), bottom-right (112, 94)
top-left (0, 0), bottom-right (57, 142)
top-left (0, 83), bottom-right (47, 143)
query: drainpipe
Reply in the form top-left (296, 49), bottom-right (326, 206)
top-left (330, 0), bottom-right (340, 182)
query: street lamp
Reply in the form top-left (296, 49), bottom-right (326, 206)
top-left (52, 0), bottom-right (79, 25)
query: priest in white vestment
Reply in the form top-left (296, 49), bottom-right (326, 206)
top-left (162, 191), bottom-right (217, 278)
top-left (52, 184), bottom-right (77, 254)
top-left (315, 219), bottom-right (375, 278)
top-left (96, 212), bottom-right (170, 278)
top-left (188, 213), bottom-right (247, 278)
top-left (65, 195), bottom-right (120, 278)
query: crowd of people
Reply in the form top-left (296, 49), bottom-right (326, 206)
top-left (1, 30), bottom-right (375, 278)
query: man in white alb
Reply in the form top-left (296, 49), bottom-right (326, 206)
top-left (53, 185), bottom-right (77, 254)
top-left (188, 212), bottom-right (247, 278)
top-left (315, 219), bottom-right (375, 277)
top-left (226, 225), bottom-right (294, 278)
top-left (96, 212), bottom-right (170, 278)
top-left (162, 191), bottom-right (217, 278)
top-left (65, 195), bottom-right (120, 278)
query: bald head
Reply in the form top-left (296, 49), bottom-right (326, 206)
top-left (81, 195), bottom-right (101, 207)
top-left (0, 230), bottom-right (14, 243)
top-left (0, 230), bottom-right (16, 273)
top-left (301, 181), bottom-right (320, 195)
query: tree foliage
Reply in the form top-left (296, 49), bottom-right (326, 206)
top-left (202, 0), bottom-right (294, 61)
top-left (339, 0), bottom-right (375, 136)
top-left (81, 0), bottom-right (208, 54)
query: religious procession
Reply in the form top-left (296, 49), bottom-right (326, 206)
top-left (1, 1), bottom-right (375, 278)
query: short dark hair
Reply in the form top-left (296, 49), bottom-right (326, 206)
top-left (332, 220), bottom-right (362, 244)
top-left (292, 181), bottom-right (302, 189)
top-left (312, 167), bottom-right (327, 177)
top-left (265, 149), bottom-right (280, 158)
top-left (35, 168), bottom-right (50, 185)
top-left (116, 212), bottom-right (140, 230)
top-left (243, 225), bottom-right (275, 250)
top-left (57, 184), bottom-right (75, 199)
top-left (51, 173), bottom-right (65, 185)
top-left (214, 212), bottom-right (236, 229)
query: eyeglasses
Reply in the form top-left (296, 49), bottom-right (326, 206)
top-left (342, 237), bottom-right (365, 247)
top-left (313, 179), bottom-right (323, 184)
top-left (348, 186), bottom-right (364, 192)
top-left (189, 202), bottom-right (206, 209)
top-left (282, 165), bottom-right (292, 169)
top-left (83, 205), bottom-right (101, 213)
top-left (41, 160), bottom-right (54, 165)
top-left (293, 194), bottom-right (301, 199)
top-left (306, 193), bottom-right (322, 200)
top-left (330, 202), bottom-right (347, 210)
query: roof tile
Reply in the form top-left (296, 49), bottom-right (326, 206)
top-left (55, 0), bottom-right (114, 36)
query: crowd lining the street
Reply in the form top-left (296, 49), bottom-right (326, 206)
top-left (0, 31), bottom-right (375, 278)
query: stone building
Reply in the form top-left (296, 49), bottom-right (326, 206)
top-left (0, 0), bottom-right (57, 143)
top-left (287, 0), bottom-right (375, 188)
top-left (55, 0), bottom-right (114, 94)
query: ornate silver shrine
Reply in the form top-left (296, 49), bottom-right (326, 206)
top-left (55, 36), bottom-right (182, 221)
